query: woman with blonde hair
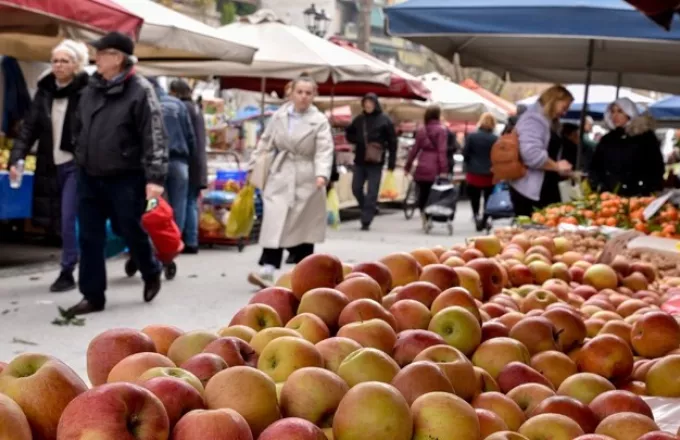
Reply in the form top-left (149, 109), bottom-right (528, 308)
top-left (9, 39), bottom-right (90, 292)
top-left (510, 84), bottom-right (574, 216)
top-left (463, 112), bottom-right (498, 231)
top-left (247, 74), bottom-right (335, 287)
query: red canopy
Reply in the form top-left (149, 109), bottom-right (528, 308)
top-left (625, 0), bottom-right (680, 29)
top-left (0, 0), bottom-right (143, 37)
top-left (460, 78), bottom-right (517, 116)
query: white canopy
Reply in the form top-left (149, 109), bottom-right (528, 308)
top-left (139, 9), bottom-right (391, 85)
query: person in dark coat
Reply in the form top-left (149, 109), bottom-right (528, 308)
top-left (405, 105), bottom-right (448, 227)
top-left (169, 80), bottom-right (207, 254)
top-left (68, 32), bottom-right (169, 316)
top-left (589, 98), bottom-right (664, 197)
top-left (345, 93), bottom-right (397, 231)
top-left (9, 39), bottom-right (90, 293)
top-left (560, 123), bottom-right (593, 172)
top-left (463, 112), bottom-right (498, 231)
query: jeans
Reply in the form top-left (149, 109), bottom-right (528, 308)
top-left (352, 164), bottom-right (383, 226)
top-left (57, 161), bottom-right (78, 273)
top-left (77, 170), bottom-right (161, 307)
top-left (184, 186), bottom-right (201, 248)
top-left (165, 159), bottom-right (189, 232)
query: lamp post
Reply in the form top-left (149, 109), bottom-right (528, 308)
top-left (303, 3), bottom-right (331, 37)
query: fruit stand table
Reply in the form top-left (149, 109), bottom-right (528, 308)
top-left (0, 170), bottom-right (33, 220)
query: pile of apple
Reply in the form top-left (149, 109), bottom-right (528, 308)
top-left (4, 234), bottom-right (680, 440)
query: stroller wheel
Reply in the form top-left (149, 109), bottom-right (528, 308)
top-left (164, 262), bottom-right (177, 280)
top-left (124, 259), bottom-right (138, 277)
top-left (425, 219), bottom-right (433, 234)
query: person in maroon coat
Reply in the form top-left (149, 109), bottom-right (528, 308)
top-left (405, 106), bottom-right (449, 226)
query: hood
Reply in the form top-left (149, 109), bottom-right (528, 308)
top-left (361, 93), bottom-right (383, 115)
top-left (605, 97), bottom-right (640, 130)
top-left (625, 114), bottom-right (656, 137)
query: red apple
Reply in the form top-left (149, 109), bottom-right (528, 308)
top-left (141, 377), bottom-right (206, 428)
top-left (497, 362), bottom-right (554, 393)
top-left (530, 396), bottom-right (599, 434)
top-left (167, 331), bottom-right (219, 366)
top-left (259, 417), bottom-right (327, 440)
top-left (395, 281), bottom-right (441, 308)
top-left (180, 354), bottom-right (229, 387)
top-left (419, 263), bottom-right (459, 290)
top-left (86, 328), bottom-right (156, 386)
top-left (297, 287), bottom-right (350, 331)
top-left (291, 253), bottom-right (344, 299)
top-left (141, 325), bottom-right (185, 356)
top-left (338, 298), bottom-right (397, 330)
top-left (335, 276), bottom-right (383, 302)
top-left (171, 408), bottom-right (253, 440)
top-left (631, 311), bottom-right (680, 358)
top-left (392, 329), bottom-right (446, 367)
top-left (589, 390), bottom-right (654, 421)
top-left (577, 335), bottom-right (634, 382)
top-left (0, 392), bottom-right (31, 440)
top-left (390, 299), bottom-right (432, 331)
top-left (107, 352), bottom-right (176, 383)
top-left (466, 258), bottom-right (505, 300)
top-left (286, 313), bottom-right (331, 344)
top-left (203, 337), bottom-right (258, 368)
top-left (229, 304), bottom-right (283, 332)
top-left (315, 337), bottom-right (362, 373)
top-left (390, 361), bottom-right (455, 405)
top-left (248, 286), bottom-right (299, 324)
top-left (350, 261), bottom-right (393, 296)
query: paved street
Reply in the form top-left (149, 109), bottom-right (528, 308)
top-left (0, 201), bottom-right (495, 382)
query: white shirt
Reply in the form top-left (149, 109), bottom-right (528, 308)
top-left (51, 97), bottom-right (73, 165)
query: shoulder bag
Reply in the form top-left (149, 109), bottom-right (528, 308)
top-left (363, 120), bottom-right (385, 164)
top-left (249, 134), bottom-right (277, 190)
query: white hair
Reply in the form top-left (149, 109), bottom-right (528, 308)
top-left (52, 39), bottom-right (89, 72)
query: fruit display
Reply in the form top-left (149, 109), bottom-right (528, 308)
top-left (0, 137), bottom-right (36, 172)
top-left (5, 235), bottom-right (680, 439)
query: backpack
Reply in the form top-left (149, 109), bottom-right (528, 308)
top-left (490, 130), bottom-right (527, 183)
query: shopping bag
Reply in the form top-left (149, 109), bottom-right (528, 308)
top-left (226, 184), bottom-right (256, 239)
top-left (141, 197), bottom-right (184, 263)
top-left (327, 188), bottom-right (341, 229)
top-left (485, 183), bottom-right (514, 218)
top-left (379, 170), bottom-right (398, 200)
top-left (558, 177), bottom-right (583, 202)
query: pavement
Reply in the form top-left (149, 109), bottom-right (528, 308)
top-left (0, 201), bottom-right (501, 382)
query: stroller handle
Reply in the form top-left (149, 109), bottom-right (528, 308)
top-left (435, 175), bottom-right (452, 185)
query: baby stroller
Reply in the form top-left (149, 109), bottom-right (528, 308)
top-left (483, 182), bottom-right (515, 233)
top-left (423, 177), bottom-right (459, 235)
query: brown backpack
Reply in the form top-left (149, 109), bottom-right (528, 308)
top-left (490, 130), bottom-right (527, 183)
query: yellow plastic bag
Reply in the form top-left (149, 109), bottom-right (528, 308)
top-left (327, 188), bottom-right (340, 229)
top-left (379, 170), bottom-right (398, 200)
top-left (225, 184), bottom-right (256, 239)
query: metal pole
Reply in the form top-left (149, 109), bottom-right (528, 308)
top-left (330, 84), bottom-right (336, 125)
top-left (259, 76), bottom-right (267, 128)
top-left (358, 0), bottom-right (373, 52)
top-left (615, 72), bottom-right (622, 99)
top-left (576, 39), bottom-right (595, 173)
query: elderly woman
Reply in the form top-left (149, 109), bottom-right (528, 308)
top-left (589, 98), bottom-right (664, 197)
top-left (9, 39), bottom-right (90, 293)
top-left (248, 75), bottom-right (335, 288)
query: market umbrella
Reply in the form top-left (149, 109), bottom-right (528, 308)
top-left (460, 78), bottom-right (517, 115)
top-left (650, 95), bottom-right (680, 120)
top-left (625, 0), bottom-right (680, 29)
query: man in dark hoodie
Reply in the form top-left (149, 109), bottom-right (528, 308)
top-left (346, 93), bottom-right (397, 230)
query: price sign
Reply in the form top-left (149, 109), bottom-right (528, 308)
top-left (643, 191), bottom-right (674, 221)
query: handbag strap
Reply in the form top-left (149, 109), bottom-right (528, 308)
top-left (362, 118), bottom-right (369, 146)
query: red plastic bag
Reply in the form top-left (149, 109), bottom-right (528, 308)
top-left (141, 197), bottom-right (183, 263)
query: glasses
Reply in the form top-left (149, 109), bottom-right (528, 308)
top-left (96, 49), bottom-right (121, 57)
top-left (51, 58), bottom-right (72, 65)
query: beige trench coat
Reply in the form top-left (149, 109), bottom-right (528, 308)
top-left (250, 103), bottom-right (334, 249)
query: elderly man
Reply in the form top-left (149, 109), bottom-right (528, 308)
top-left (67, 32), bottom-right (169, 316)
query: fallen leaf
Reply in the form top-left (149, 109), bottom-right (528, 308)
top-left (12, 337), bottom-right (38, 346)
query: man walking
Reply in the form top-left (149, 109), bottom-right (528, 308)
top-left (67, 32), bottom-right (168, 316)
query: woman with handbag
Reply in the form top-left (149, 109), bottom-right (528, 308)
top-left (247, 74), bottom-right (335, 288)
top-left (404, 105), bottom-right (449, 229)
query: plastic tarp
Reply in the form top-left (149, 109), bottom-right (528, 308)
top-left (650, 95), bottom-right (680, 120)
top-left (625, 0), bottom-right (680, 29)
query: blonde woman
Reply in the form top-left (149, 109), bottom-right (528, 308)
top-left (510, 85), bottom-right (574, 216)
top-left (463, 112), bottom-right (498, 231)
top-left (9, 39), bottom-right (90, 292)
top-left (248, 75), bottom-right (335, 288)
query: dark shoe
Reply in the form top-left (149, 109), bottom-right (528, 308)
top-left (182, 246), bottom-right (199, 255)
top-left (360, 223), bottom-right (370, 231)
top-left (285, 253), bottom-right (296, 265)
top-left (50, 271), bottom-right (76, 293)
top-left (65, 299), bottom-right (105, 316)
top-left (143, 274), bottom-right (162, 303)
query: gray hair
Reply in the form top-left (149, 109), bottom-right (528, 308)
top-left (52, 39), bottom-right (89, 72)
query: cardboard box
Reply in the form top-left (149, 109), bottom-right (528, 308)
top-left (208, 126), bottom-right (228, 150)
top-left (203, 98), bottom-right (225, 115)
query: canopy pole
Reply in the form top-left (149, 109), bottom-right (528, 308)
top-left (576, 39), bottom-right (595, 173)
top-left (260, 77), bottom-right (267, 127)
top-left (615, 73), bottom-right (622, 99)
top-left (330, 84), bottom-right (336, 125)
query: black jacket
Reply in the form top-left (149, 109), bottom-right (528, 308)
top-left (182, 98), bottom-right (208, 190)
top-left (463, 128), bottom-right (497, 176)
top-left (10, 72), bottom-right (89, 231)
top-left (345, 93), bottom-right (397, 170)
top-left (559, 138), bottom-right (592, 173)
top-left (589, 116), bottom-right (664, 197)
top-left (75, 69), bottom-right (168, 185)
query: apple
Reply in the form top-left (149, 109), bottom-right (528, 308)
top-left (595, 413), bottom-right (660, 440)
top-left (616, 299), bottom-right (649, 318)
top-left (623, 272), bottom-right (650, 292)
top-left (392, 329), bottom-right (446, 367)
top-left (382, 292), bottom-right (399, 309)
top-left (530, 351), bottom-right (578, 389)
top-left (585, 318), bottom-right (606, 338)
top-left (428, 306), bottom-right (481, 356)
top-left (204, 366), bottom-right (281, 437)
top-left (203, 336), bottom-right (258, 367)
top-left (413, 344), bottom-right (477, 401)
top-left (86, 328), bottom-right (156, 386)
top-left (589, 390), bottom-right (654, 421)
top-left (637, 433), bottom-right (679, 440)
top-left (577, 335), bottom-right (634, 382)
top-left (431, 286), bottom-right (482, 321)
top-left (297, 287), bottom-right (350, 331)
top-left (483, 321), bottom-right (511, 341)
top-left (136, 367), bottom-right (204, 396)
top-left (531, 396), bottom-right (599, 434)
top-left (506, 383), bottom-right (555, 414)
top-left (472, 391), bottom-right (526, 431)
top-left (486, 432), bottom-right (531, 440)
top-left (338, 298), bottom-right (397, 330)
top-left (390, 299), bottom-right (432, 331)
top-left (379, 252), bottom-right (422, 288)
top-left (337, 347), bottom-right (400, 387)
top-left (478, 408), bottom-right (510, 438)
top-left (509, 316), bottom-right (560, 355)
top-left (472, 235), bottom-right (503, 257)
top-left (291, 253), bottom-right (344, 299)
top-left (180, 354), bottom-right (229, 387)
top-left (276, 271), bottom-right (292, 289)
top-left (0, 353), bottom-right (88, 440)
top-left (216, 325), bottom-right (256, 342)
top-left (557, 373), bottom-right (616, 404)
top-left (519, 413), bottom-right (585, 440)
top-left (259, 417), bottom-right (327, 440)
top-left (443, 256), bottom-right (467, 268)
top-left (56, 382), bottom-right (169, 440)
top-left (248, 286), bottom-right (299, 324)
top-left (630, 262), bottom-right (657, 283)
top-left (411, 247), bottom-right (441, 266)
top-left (463, 248), bottom-right (485, 261)
top-left (337, 318), bottom-right (397, 354)
top-left (141, 377), bottom-right (205, 428)
top-left (391, 361), bottom-right (454, 405)
top-left (584, 265), bottom-right (619, 291)
top-left (141, 325), bottom-right (185, 356)
top-left (395, 281), bottom-right (441, 308)
top-left (350, 261), bottom-right (393, 295)
top-left (552, 262), bottom-right (573, 283)
top-left (543, 308), bottom-right (587, 352)
top-left (528, 261), bottom-right (553, 285)
top-left (570, 267), bottom-right (586, 284)
top-left (107, 352), bottom-right (176, 383)
top-left (229, 304), bottom-right (283, 332)
top-left (472, 337), bottom-right (531, 379)
top-left (286, 313), bottom-right (331, 344)
top-left (645, 354), bottom-right (680, 397)
top-left (315, 337), bottom-right (362, 373)
top-left (419, 263), bottom-right (459, 290)
top-left (171, 408), bottom-right (253, 440)
top-left (498, 312), bottom-right (526, 330)
top-left (631, 311), bottom-right (680, 358)
top-left (521, 290), bottom-right (559, 313)
top-left (280, 367), bottom-right (349, 425)
top-left (497, 362), bottom-right (554, 393)
top-left (453, 267), bottom-right (484, 300)
top-left (249, 328), bottom-right (301, 355)
top-left (333, 382), bottom-right (413, 440)
top-left (0, 392), bottom-right (31, 440)
top-left (335, 276), bottom-right (383, 302)
top-left (167, 331), bottom-right (219, 366)
top-left (257, 336), bottom-right (323, 382)
top-left (466, 258), bottom-right (505, 300)
top-left (509, 264), bottom-right (535, 287)
top-left (411, 392), bottom-right (480, 440)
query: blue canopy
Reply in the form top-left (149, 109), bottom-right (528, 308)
top-left (650, 96), bottom-right (680, 120)
top-left (384, 0), bottom-right (680, 94)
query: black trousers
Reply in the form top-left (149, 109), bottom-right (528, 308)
top-left (78, 170), bottom-right (161, 307)
top-left (467, 184), bottom-right (494, 219)
top-left (260, 243), bottom-right (314, 270)
top-left (416, 180), bottom-right (434, 213)
top-left (352, 164), bottom-right (382, 226)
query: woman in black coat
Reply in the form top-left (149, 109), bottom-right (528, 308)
top-left (9, 40), bottom-right (90, 293)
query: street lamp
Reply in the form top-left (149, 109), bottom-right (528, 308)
top-left (303, 3), bottom-right (331, 37)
